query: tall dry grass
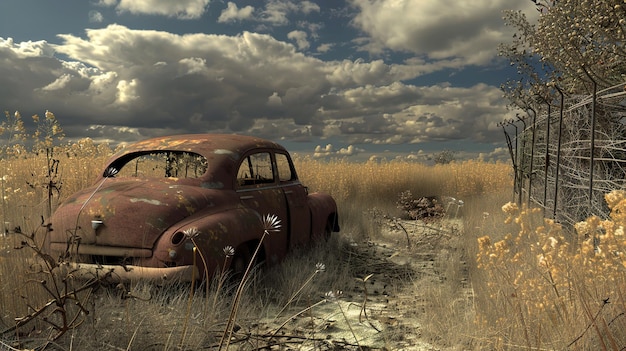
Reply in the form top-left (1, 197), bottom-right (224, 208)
top-left (0, 127), bottom-right (514, 349)
top-left (295, 157), bottom-right (512, 203)
top-left (295, 156), bottom-right (512, 241)
top-left (10, 112), bottom-right (606, 349)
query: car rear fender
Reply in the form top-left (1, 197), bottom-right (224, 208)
top-left (154, 208), bottom-right (269, 274)
top-left (307, 192), bottom-right (340, 240)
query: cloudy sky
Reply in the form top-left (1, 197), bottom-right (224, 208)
top-left (0, 0), bottom-right (537, 160)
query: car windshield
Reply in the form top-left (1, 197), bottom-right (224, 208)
top-left (111, 151), bottom-right (208, 179)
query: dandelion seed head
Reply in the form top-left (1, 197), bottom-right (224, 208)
top-left (183, 227), bottom-right (200, 239)
top-left (103, 167), bottom-right (119, 178)
top-left (223, 246), bottom-right (235, 257)
top-left (325, 290), bottom-right (342, 300)
top-left (315, 262), bottom-right (326, 273)
top-left (262, 214), bottom-right (281, 233)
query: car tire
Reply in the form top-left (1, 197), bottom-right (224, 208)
top-left (323, 221), bottom-right (332, 241)
top-left (230, 243), bottom-right (252, 281)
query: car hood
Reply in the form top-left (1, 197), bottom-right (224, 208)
top-left (48, 178), bottom-right (223, 249)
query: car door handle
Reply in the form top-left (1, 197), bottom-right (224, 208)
top-left (240, 195), bottom-right (254, 200)
top-left (284, 190), bottom-right (293, 194)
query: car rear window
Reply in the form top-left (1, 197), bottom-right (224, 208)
top-left (112, 151), bottom-right (208, 179)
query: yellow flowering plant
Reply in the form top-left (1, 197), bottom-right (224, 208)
top-left (476, 191), bottom-right (626, 349)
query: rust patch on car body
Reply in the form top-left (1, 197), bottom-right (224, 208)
top-left (47, 134), bottom-right (339, 283)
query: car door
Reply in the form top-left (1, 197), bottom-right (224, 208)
top-left (236, 151), bottom-right (289, 264)
top-left (275, 152), bottom-right (311, 248)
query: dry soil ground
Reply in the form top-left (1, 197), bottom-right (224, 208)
top-left (255, 217), bottom-right (469, 351)
top-left (0, 217), bottom-right (469, 351)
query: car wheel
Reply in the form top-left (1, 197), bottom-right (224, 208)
top-left (230, 248), bottom-right (250, 280)
top-left (323, 216), bottom-right (336, 241)
top-left (230, 244), bottom-right (252, 281)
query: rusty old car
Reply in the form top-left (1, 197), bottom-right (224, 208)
top-left (46, 134), bottom-right (339, 283)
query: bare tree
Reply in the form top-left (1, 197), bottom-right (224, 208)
top-left (501, 0), bottom-right (626, 102)
top-left (499, 1), bottom-right (626, 223)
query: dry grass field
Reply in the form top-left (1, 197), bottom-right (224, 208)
top-left (1, 113), bottom-right (624, 350)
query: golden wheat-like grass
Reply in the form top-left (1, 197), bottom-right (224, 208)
top-left (295, 157), bottom-right (512, 204)
top-left (0, 112), bottom-right (626, 350)
top-left (2, 122), bottom-right (623, 349)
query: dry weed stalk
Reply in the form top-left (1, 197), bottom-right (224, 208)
top-left (273, 261), bottom-right (326, 320)
top-left (0, 225), bottom-right (102, 344)
top-left (325, 290), bottom-right (363, 351)
top-left (358, 273), bottom-right (375, 324)
top-left (179, 245), bottom-right (197, 347)
top-left (209, 246), bottom-right (234, 319)
top-left (0, 111), bottom-right (108, 348)
top-left (218, 213), bottom-right (281, 351)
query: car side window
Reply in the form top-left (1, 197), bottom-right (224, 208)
top-left (237, 152), bottom-right (274, 186)
top-left (275, 153), bottom-right (295, 182)
top-left (114, 151), bottom-right (207, 178)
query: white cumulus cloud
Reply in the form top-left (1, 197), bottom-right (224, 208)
top-left (337, 145), bottom-right (364, 156)
top-left (116, 79), bottom-right (139, 105)
top-left (114, 0), bottom-right (210, 19)
top-left (0, 23), bottom-right (519, 147)
top-left (287, 30), bottom-right (310, 50)
top-left (349, 0), bottom-right (538, 65)
top-left (218, 2), bottom-right (255, 23)
top-left (42, 74), bottom-right (73, 91)
top-left (88, 10), bottom-right (104, 23)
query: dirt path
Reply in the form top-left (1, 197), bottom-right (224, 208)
top-left (259, 218), bottom-right (467, 350)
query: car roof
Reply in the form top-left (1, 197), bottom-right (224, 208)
top-left (112, 134), bottom-right (285, 156)
top-left (103, 134), bottom-right (288, 187)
